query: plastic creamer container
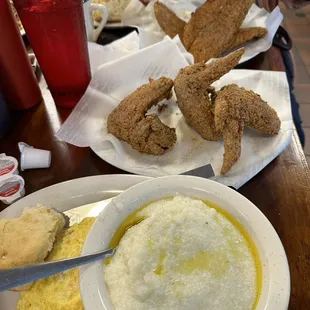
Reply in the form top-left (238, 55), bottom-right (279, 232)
top-left (0, 154), bottom-right (25, 204)
top-left (0, 154), bottom-right (18, 177)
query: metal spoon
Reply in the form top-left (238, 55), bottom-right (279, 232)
top-left (0, 247), bottom-right (115, 292)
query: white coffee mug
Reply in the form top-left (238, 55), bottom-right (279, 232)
top-left (83, 0), bottom-right (108, 42)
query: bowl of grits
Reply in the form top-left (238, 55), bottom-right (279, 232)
top-left (80, 176), bottom-right (290, 310)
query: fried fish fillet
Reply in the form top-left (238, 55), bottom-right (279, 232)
top-left (174, 49), bottom-right (244, 141)
top-left (182, 0), bottom-right (253, 62)
top-left (107, 77), bottom-right (176, 155)
top-left (228, 27), bottom-right (268, 51)
top-left (214, 84), bottom-right (280, 174)
top-left (154, 1), bottom-right (186, 39)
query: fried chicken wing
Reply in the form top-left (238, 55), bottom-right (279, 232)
top-left (176, 49), bottom-right (244, 89)
top-left (174, 49), bottom-right (244, 141)
top-left (153, 1), bottom-right (265, 63)
top-left (215, 84), bottom-right (281, 135)
top-left (154, 1), bottom-right (186, 39)
top-left (182, 0), bottom-right (253, 62)
top-left (214, 84), bottom-right (280, 174)
top-left (175, 78), bottom-right (220, 141)
top-left (227, 27), bottom-right (268, 51)
top-left (221, 119), bottom-right (244, 174)
top-left (107, 77), bottom-right (176, 155)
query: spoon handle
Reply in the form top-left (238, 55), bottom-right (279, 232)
top-left (0, 248), bottom-right (115, 292)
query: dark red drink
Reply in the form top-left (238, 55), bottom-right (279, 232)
top-left (14, 0), bottom-right (91, 108)
top-left (0, 0), bottom-right (42, 110)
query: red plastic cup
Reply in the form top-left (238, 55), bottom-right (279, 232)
top-left (0, 0), bottom-right (42, 110)
top-left (13, 0), bottom-right (91, 108)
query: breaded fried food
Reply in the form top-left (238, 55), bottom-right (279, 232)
top-left (0, 205), bottom-right (66, 291)
top-left (228, 27), bottom-right (268, 51)
top-left (154, 1), bottom-right (186, 39)
top-left (221, 119), bottom-right (244, 175)
top-left (182, 0), bottom-right (253, 62)
top-left (17, 217), bottom-right (95, 310)
top-left (214, 84), bottom-right (280, 174)
top-left (175, 79), bottom-right (220, 141)
top-left (107, 77), bottom-right (176, 155)
top-left (215, 84), bottom-right (281, 135)
top-left (174, 49), bottom-right (244, 141)
top-left (153, 1), bottom-right (266, 63)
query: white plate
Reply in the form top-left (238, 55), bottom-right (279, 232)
top-left (105, 22), bottom-right (126, 28)
top-left (91, 145), bottom-right (158, 177)
top-left (0, 174), bottom-right (150, 310)
top-left (85, 68), bottom-right (293, 189)
top-left (80, 176), bottom-right (290, 310)
top-left (94, 20), bottom-right (126, 29)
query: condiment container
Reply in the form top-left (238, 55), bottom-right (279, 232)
top-left (0, 175), bottom-right (25, 205)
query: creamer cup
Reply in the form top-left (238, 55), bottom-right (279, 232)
top-left (18, 143), bottom-right (51, 171)
top-left (0, 174), bottom-right (25, 204)
top-left (0, 154), bottom-right (19, 177)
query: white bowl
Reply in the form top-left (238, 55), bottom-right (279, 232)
top-left (80, 176), bottom-right (290, 310)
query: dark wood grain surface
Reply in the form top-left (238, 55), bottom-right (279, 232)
top-left (1, 48), bottom-right (309, 308)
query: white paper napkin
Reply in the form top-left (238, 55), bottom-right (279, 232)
top-left (87, 31), bottom-right (139, 73)
top-left (122, 0), bottom-right (283, 64)
top-left (56, 37), bottom-right (293, 189)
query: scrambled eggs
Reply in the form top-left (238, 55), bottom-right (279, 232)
top-left (16, 217), bottom-right (95, 310)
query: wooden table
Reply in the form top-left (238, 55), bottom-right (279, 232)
top-left (1, 48), bottom-right (309, 308)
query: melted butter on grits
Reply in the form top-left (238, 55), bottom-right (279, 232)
top-left (103, 196), bottom-right (261, 310)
